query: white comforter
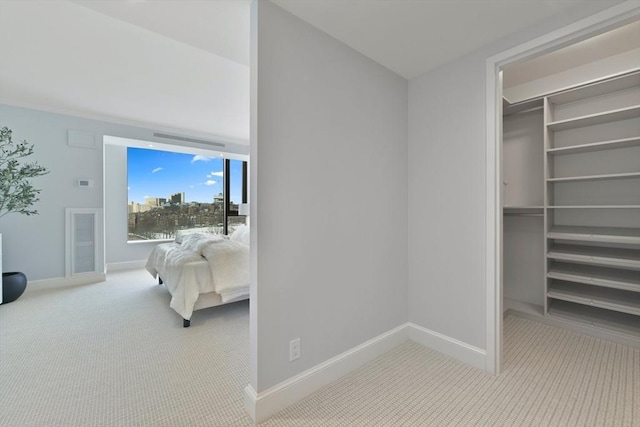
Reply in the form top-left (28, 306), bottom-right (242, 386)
top-left (145, 233), bottom-right (249, 320)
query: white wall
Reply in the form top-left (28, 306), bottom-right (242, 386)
top-left (104, 144), bottom-right (150, 267)
top-left (0, 105), bottom-right (105, 280)
top-left (407, 2), bottom-right (628, 349)
top-left (252, 0), bottom-right (408, 392)
top-left (408, 53), bottom-right (488, 348)
top-left (0, 104), bottom-right (247, 280)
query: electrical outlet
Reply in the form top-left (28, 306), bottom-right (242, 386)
top-left (289, 338), bottom-right (300, 361)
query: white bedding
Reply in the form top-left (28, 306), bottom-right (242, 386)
top-left (145, 233), bottom-right (249, 320)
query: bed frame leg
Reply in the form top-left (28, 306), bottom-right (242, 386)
top-left (183, 318), bottom-right (190, 328)
top-left (158, 277), bottom-right (163, 285)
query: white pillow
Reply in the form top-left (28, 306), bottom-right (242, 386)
top-left (180, 233), bottom-right (208, 252)
top-left (230, 225), bottom-right (250, 246)
top-left (179, 233), bottom-right (225, 253)
top-left (174, 230), bottom-right (188, 244)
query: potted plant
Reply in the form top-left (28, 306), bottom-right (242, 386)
top-left (0, 126), bottom-right (49, 304)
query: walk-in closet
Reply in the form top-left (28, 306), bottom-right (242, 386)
top-left (501, 20), bottom-right (640, 347)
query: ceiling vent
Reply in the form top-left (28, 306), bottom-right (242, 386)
top-left (153, 132), bottom-right (226, 147)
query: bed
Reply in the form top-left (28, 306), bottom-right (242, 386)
top-left (145, 226), bottom-right (250, 327)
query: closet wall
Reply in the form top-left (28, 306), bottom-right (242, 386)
top-left (503, 109), bottom-right (544, 310)
top-left (502, 21), bottom-right (640, 346)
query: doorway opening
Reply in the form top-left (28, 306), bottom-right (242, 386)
top-left (486, 3), bottom-right (639, 374)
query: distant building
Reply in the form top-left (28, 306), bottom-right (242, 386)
top-left (169, 192), bottom-right (185, 204)
top-left (144, 197), bottom-right (166, 207)
top-left (129, 202), bottom-right (151, 213)
top-left (213, 193), bottom-right (224, 204)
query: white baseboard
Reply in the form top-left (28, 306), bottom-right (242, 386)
top-left (243, 385), bottom-right (257, 422)
top-left (26, 273), bottom-right (107, 291)
top-left (407, 322), bottom-right (486, 370)
top-left (243, 322), bottom-right (488, 423)
top-left (107, 260), bottom-right (146, 273)
top-left (244, 323), bottom-right (411, 423)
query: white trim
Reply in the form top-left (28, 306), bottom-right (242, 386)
top-left (127, 239), bottom-right (173, 245)
top-left (408, 322), bottom-right (486, 371)
top-left (106, 260), bottom-right (147, 273)
top-left (244, 323), bottom-right (411, 423)
top-left (25, 273), bottom-right (107, 291)
top-left (484, 1), bottom-right (640, 376)
top-left (244, 322), bottom-right (487, 423)
top-left (243, 385), bottom-right (257, 423)
top-left (485, 59), bottom-right (501, 375)
top-left (103, 134), bottom-right (249, 161)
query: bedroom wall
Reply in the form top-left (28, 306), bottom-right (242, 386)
top-left (0, 104), bottom-right (105, 281)
top-left (0, 104), bottom-right (247, 281)
top-left (252, 0), bottom-right (408, 392)
top-left (407, 1), bottom-right (630, 350)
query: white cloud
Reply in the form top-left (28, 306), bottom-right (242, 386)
top-left (152, 167), bottom-right (163, 173)
top-left (191, 155), bottom-right (212, 164)
top-left (205, 180), bottom-right (217, 186)
top-left (210, 171), bottom-right (224, 177)
top-left (189, 185), bottom-right (195, 189)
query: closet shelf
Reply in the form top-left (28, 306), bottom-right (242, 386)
top-left (503, 206), bottom-right (544, 214)
top-left (548, 280), bottom-right (640, 316)
top-left (547, 226), bottom-right (640, 245)
top-left (547, 172), bottom-right (640, 183)
top-left (547, 205), bottom-right (640, 209)
top-left (547, 105), bottom-right (640, 132)
top-left (547, 262), bottom-right (640, 293)
top-left (547, 71), bottom-right (640, 105)
top-left (548, 244), bottom-right (640, 269)
top-left (546, 137), bottom-right (640, 156)
top-left (548, 300), bottom-right (640, 340)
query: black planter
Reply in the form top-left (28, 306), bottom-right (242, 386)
top-left (2, 272), bottom-right (27, 304)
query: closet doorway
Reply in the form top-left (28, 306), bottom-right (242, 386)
top-left (486, 3), bottom-right (640, 374)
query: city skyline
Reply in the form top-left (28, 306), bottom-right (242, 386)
top-left (127, 147), bottom-right (244, 205)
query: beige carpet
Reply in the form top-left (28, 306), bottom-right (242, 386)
top-left (1, 269), bottom-right (637, 426)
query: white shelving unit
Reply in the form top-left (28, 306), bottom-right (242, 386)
top-left (547, 225), bottom-right (640, 244)
top-left (547, 105), bottom-right (640, 131)
top-left (543, 71), bottom-right (640, 343)
top-left (548, 244), bottom-right (640, 269)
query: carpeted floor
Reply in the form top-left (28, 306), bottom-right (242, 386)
top-left (0, 269), bottom-right (637, 426)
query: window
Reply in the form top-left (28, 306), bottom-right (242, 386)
top-left (127, 147), bottom-right (247, 242)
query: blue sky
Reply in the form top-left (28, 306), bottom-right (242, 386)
top-left (127, 147), bottom-right (244, 204)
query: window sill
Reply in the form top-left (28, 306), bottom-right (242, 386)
top-left (127, 239), bottom-right (173, 245)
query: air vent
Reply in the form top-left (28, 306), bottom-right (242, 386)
top-left (153, 132), bottom-right (226, 147)
top-left (66, 208), bottom-right (103, 276)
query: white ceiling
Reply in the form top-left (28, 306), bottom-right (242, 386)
top-left (272, 0), bottom-right (623, 79)
top-left (0, 0), bottom-right (626, 145)
top-left (0, 0), bottom-right (251, 144)
top-left (72, 0), bottom-right (251, 66)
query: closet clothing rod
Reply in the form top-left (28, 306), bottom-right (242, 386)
top-left (503, 105), bottom-right (544, 117)
top-left (504, 213), bottom-right (544, 217)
